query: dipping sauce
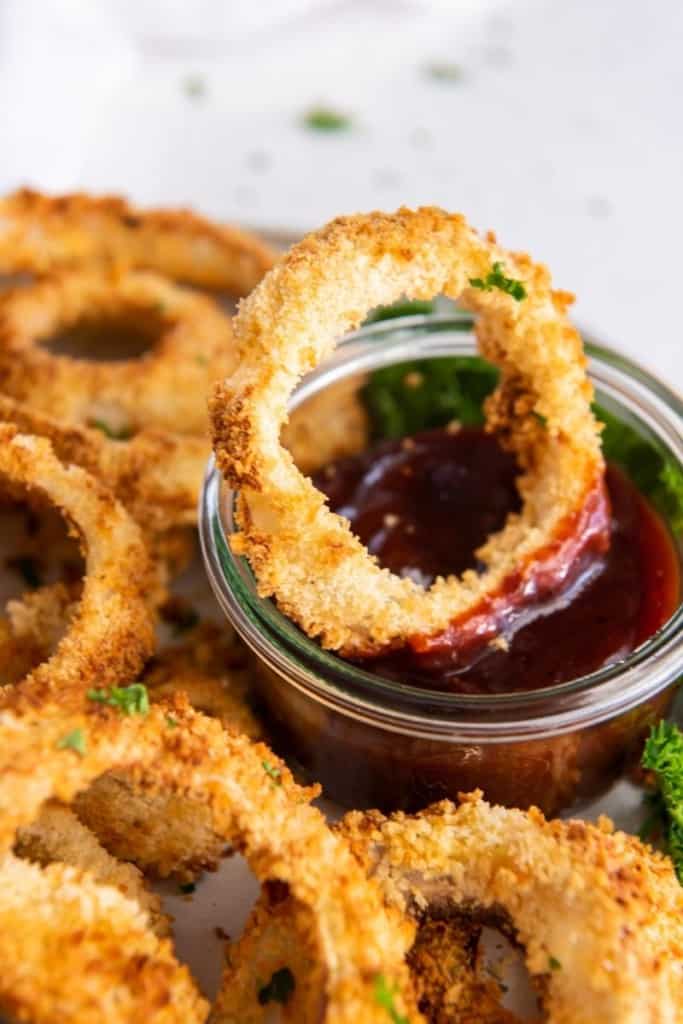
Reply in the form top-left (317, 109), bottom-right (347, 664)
top-left (315, 428), bottom-right (681, 694)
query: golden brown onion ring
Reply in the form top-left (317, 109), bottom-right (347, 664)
top-left (0, 188), bottom-right (276, 294)
top-left (0, 394), bottom-right (207, 532)
top-left (340, 793), bottom-right (683, 1024)
top-left (0, 851), bottom-right (207, 1024)
top-left (15, 802), bottom-right (169, 937)
top-left (0, 424), bottom-right (155, 710)
top-left (0, 268), bottom-right (235, 437)
top-left (211, 208), bottom-right (607, 657)
top-left (0, 699), bottom-right (421, 1023)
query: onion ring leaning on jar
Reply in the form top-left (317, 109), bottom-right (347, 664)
top-left (210, 207), bottom-right (608, 658)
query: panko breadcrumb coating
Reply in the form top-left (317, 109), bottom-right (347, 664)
top-left (15, 801), bottom-right (169, 937)
top-left (0, 699), bottom-right (422, 1023)
top-left (0, 425), bottom-right (156, 711)
top-left (0, 188), bottom-right (276, 295)
top-left (341, 793), bottom-right (683, 1024)
top-left (211, 207), bottom-right (607, 656)
top-left (0, 852), bottom-right (207, 1024)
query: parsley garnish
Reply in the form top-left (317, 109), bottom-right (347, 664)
top-left (641, 720), bottom-right (683, 882)
top-left (302, 106), bottom-right (351, 132)
top-left (57, 728), bottom-right (86, 756)
top-left (89, 419), bottom-right (134, 441)
top-left (257, 966), bottom-right (295, 1006)
top-left (166, 714), bottom-right (179, 729)
top-left (469, 262), bottom-right (527, 301)
top-left (179, 881), bottom-right (196, 894)
top-left (262, 759), bottom-right (282, 785)
top-left (87, 683), bottom-right (150, 716)
top-left (7, 555), bottom-right (43, 589)
top-left (362, 355), bottom-right (499, 439)
top-left (548, 956), bottom-right (562, 971)
top-left (425, 61), bottom-right (463, 82)
top-left (374, 975), bottom-right (408, 1024)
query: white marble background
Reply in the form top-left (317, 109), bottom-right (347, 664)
top-left (0, 0), bottom-right (681, 384)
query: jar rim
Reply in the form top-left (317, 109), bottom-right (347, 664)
top-left (200, 313), bottom-right (683, 742)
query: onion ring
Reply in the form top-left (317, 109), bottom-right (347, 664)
top-left (0, 699), bottom-right (421, 1023)
top-left (211, 208), bottom-right (607, 656)
top-left (75, 628), bottom-right (262, 880)
top-left (0, 268), bottom-right (236, 436)
top-left (15, 801), bottom-right (169, 937)
top-left (340, 793), bottom-right (683, 1024)
top-left (0, 851), bottom-right (207, 1024)
top-left (0, 188), bottom-right (276, 294)
top-left (0, 424), bottom-right (156, 710)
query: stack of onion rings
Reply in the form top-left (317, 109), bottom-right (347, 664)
top-left (211, 208), bottom-right (607, 656)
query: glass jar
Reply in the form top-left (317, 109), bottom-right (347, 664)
top-left (200, 314), bottom-right (683, 816)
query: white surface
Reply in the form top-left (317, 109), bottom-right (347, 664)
top-left (0, 0), bottom-right (681, 386)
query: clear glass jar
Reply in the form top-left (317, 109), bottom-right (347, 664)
top-left (200, 314), bottom-right (683, 816)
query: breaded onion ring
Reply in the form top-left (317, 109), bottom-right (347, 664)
top-left (15, 802), bottom-right (169, 937)
top-left (0, 187), bottom-right (276, 294)
top-left (0, 394), bottom-right (207, 532)
top-left (211, 208), bottom-right (607, 656)
top-left (0, 425), bottom-right (155, 710)
top-left (0, 268), bottom-right (235, 437)
top-left (0, 700), bottom-right (421, 1023)
top-left (341, 793), bottom-right (683, 1024)
top-left (0, 852), bottom-right (207, 1024)
top-left (75, 628), bottom-right (261, 880)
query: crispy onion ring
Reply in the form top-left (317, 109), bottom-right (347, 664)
top-left (0, 188), bottom-right (276, 294)
top-left (75, 628), bottom-right (262, 880)
top-left (0, 852), bottom-right (207, 1024)
top-left (15, 802), bottom-right (169, 937)
top-left (211, 208), bottom-right (607, 656)
top-left (0, 700), bottom-right (421, 1024)
top-left (340, 794), bottom-right (683, 1024)
top-left (0, 425), bottom-right (155, 710)
top-left (0, 268), bottom-right (235, 436)
top-left (0, 394), bottom-right (207, 532)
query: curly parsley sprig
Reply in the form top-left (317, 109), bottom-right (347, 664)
top-left (641, 720), bottom-right (683, 882)
top-left (469, 262), bottom-right (527, 301)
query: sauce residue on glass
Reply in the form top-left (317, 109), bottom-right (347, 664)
top-left (314, 427), bottom-right (681, 694)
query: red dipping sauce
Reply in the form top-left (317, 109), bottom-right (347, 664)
top-left (314, 428), bottom-right (681, 694)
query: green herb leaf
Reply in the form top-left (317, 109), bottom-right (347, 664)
top-left (425, 61), bottom-right (464, 82)
top-left (374, 974), bottom-right (408, 1024)
top-left (642, 720), bottom-right (683, 882)
top-left (258, 966), bottom-right (295, 1006)
top-left (166, 714), bottom-right (179, 729)
top-left (362, 356), bottom-right (500, 439)
top-left (469, 262), bottom-right (527, 301)
top-left (593, 403), bottom-right (683, 534)
top-left (87, 683), bottom-right (150, 716)
top-left (548, 956), bottom-right (562, 971)
top-left (262, 759), bottom-right (282, 785)
top-left (365, 299), bottom-right (438, 324)
top-left (57, 728), bottom-right (86, 756)
top-left (7, 555), bottom-right (43, 589)
top-left (89, 419), bottom-right (134, 441)
top-left (302, 106), bottom-right (352, 132)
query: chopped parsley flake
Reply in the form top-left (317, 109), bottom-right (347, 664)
top-left (87, 683), bottom-right (150, 716)
top-left (262, 759), bottom-right (282, 785)
top-left (641, 720), bottom-right (683, 882)
top-left (548, 956), bottom-right (562, 971)
top-left (257, 966), bottom-right (295, 1005)
top-left (7, 555), bottom-right (43, 589)
top-left (374, 975), bottom-right (408, 1024)
top-left (89, 419), bottom-right (134, 441)
top-left (425, 61), bottom-right (463, 82)
top-left (179, 881), bottom-right (196, 894)
top-left (57, 728), bottom-right (86, 756)
top-left (302, 106), bottom-right (352, 132)
top-left (166, 714), bottom-right (179, 729)
top-left (469, 262), bottom-right (527, 301)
